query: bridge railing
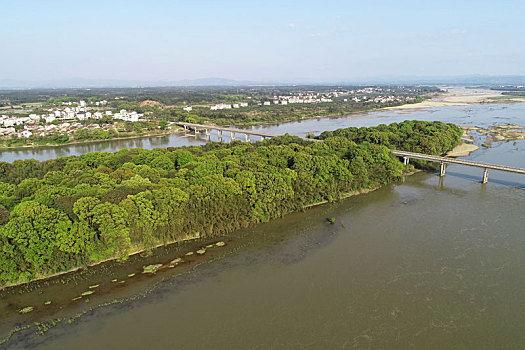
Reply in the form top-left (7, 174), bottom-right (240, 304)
top-left (175, 122), bottom-right (320, 142)
top-left (392, 150), bottom-right (525, 184)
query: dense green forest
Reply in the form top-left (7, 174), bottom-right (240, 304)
top-left (0, 120), bottom-right (462, 286)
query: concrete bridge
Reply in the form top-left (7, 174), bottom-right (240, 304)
top-left (393, 150), bottom-right (525, 184)
top-left (176, 122), bottom-right (321, 142)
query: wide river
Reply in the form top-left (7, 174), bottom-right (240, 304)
top-left (1, 102), bottom-right (525, 349)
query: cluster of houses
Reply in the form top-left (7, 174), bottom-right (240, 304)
top-left (0, 120), bottom-right (110, 139)
top-left (113, 109), bottom-right (143, 122)
top-left (209, 102), bottom-right (249, 111)
top-left (177, 88), bottom-right (419, 113)
top-left (0, 99), bottom-right (144, 138)
top-left (61, 100), bottom-right (108, 107)
top-left (267, 94), bottom-right (334, 105)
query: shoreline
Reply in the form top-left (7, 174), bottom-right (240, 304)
top-left (0, 234), bottom-right (200, 292)
top-left (0, 130), bottom-right (183, 152)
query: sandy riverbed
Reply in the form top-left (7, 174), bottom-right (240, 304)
top-left (385, 90), bottom-right (525, 110)
top-left (446, 142), bottom-right (480, 157)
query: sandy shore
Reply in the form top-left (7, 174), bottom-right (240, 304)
top-left (446, 142), bottom-right (479, 157)
top-left (385, 90), bottom-right (525, 110)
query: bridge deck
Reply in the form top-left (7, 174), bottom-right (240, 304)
top-left (176, 122), bottom-right (277, 138)
top-left (392, 150), bottom-right (525, 175)
top-left (175, 122), bottom-right (320, 141)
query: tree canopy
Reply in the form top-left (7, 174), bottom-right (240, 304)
top-left (0, 120), bottom-right (462, 286)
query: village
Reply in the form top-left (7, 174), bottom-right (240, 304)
top-left (197, 87), bottom-right (416, 111)
top-left (0, 99), bottom-right (144, 139)
top-left (0, 86), bottom-right (426, 143)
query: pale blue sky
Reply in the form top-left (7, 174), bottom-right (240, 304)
top-left (1, 0), bottom-right (524, 83)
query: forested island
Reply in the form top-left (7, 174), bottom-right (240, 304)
top-left (0, 120), bottom-right (462, 287)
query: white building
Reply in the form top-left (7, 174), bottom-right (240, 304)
top-left (19, 129), bottom-right (32, 138)
top-left (210, 103), bottom-right (232, 110)
top-left (183, 106), bottom-right (193, 112)
top-left (114, 110), bottom-right (142, 122)
top-left (0, 127), bottom-right (15, 136)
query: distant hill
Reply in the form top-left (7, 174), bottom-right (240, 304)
top-left (1, 75), bottom-right (525, 89)
top-left (349, 75), bottom-right (525, 86)
top-left (0, 77), bottom-right (266, 89)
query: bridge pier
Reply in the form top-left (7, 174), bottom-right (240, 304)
top-left (482, 168), bottom-right (489, 184)
top-left (231, 131), bottom-right (236, 141)
top-left (440, 162), bottom-right (446, 177)
top-left (403, 156), bottom-right (409, 166)
top-left (245, 134), bottom-right (250, 142)
top-left (218, 130), bottom-right (223, 141)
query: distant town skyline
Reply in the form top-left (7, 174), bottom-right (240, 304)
top-left (2, 0), bottom-right (525, 86)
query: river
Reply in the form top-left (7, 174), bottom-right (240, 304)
top-left (1, 102), bottom-right (525, 349)
top-left (1, 102), bottom-right (524, 163)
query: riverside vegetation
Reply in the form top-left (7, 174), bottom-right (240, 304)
top-left (0, 120), bottom-right (462, 287)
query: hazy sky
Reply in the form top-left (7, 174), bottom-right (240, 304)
top-left (1, 0), bottom-right (524, 83)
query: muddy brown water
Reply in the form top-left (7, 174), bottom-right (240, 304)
top-left (1, 102), bottom-right (525, 349)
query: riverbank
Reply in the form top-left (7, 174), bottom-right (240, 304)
top-left (0, 232), bottom-right (201, 292)
top-left (0, 130), bottom-right (183, 152)
top-left (0, 180), bottom-right (396, 292)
